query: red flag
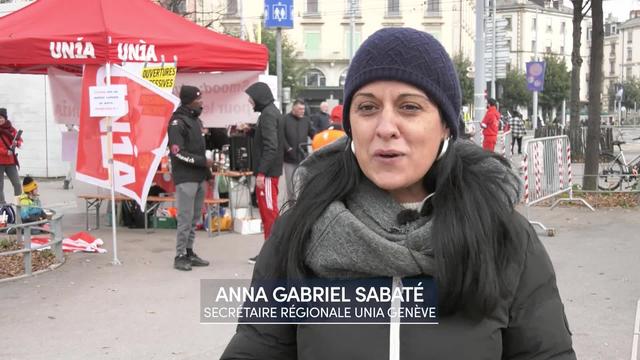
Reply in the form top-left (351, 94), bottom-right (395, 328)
top-left (76, 64), bottom-right (179, 209)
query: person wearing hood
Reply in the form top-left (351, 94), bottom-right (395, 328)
top-left (222, 28), bottom-right (575, 360)
top-left (167, 85), bottom-right (212, 271)
top-left (0, 108), bottom-right (22, 205)
top-left (244, 82), bottom-right (285, 265)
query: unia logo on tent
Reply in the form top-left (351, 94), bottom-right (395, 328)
top-left (117, 41), bottom-right (159, 63)
top-left (49, 38), bottom-right (96, 59)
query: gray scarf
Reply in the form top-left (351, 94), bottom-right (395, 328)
top-left (302, 143), bottom-right (522, 280)
top-left (304, 178), bottom-right (436, 279)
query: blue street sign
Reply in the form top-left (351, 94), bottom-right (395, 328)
top-left (264, 0), bottom-right (294, 29)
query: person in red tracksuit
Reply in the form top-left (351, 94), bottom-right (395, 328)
top-left (481, 98), bottom-right (500, 152)
top-left (0, 108), bottom-right (23, 204)
top-left (244, 82), bottom-right (285, 265)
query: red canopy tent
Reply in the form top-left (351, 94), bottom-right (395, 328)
top-left (0, 0), bottom-right (268, 74)
top-left (0, 0), bottom-right (268, 264)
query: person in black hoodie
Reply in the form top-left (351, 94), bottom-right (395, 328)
top-left (221, 28), bottom-right (574, 360)
top-left (168, 85), bottom-right (213, 271)
top-left (244, 82), bottom-right (285, 264)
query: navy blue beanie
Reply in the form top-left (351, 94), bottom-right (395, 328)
top-left (342, 27), bottom-right (462, 140)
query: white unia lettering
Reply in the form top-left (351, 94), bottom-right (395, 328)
top-left (49, 39), bottom-right (96, 59)
top-left (117, 42), bottom-right (158, 62)
top-left (99, 117), bottom-right (136, 188)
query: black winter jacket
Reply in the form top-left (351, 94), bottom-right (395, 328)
top-left (245, 83), bottom-right (284, 177)
top-left (282, 113), bottom-right (315, 165)
top-left (221, 143), bottom-right (575, 360)
top-left (167, 106), bottom-right (211, 185)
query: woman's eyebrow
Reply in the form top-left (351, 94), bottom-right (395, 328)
top-left (397, 93), bottom-right (430, 101)
top-left (353, 93), bottom-right (377, 100)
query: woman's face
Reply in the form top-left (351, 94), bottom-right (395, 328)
top-left (350, 81), bottom-right (449, 203)
top-left (0, 116), bottom-right (6, 125)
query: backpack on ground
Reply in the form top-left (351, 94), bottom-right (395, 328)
top-left (0, 204), bottom-right (16, 224)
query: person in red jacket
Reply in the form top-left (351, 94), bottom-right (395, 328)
top-left (481, 98), bottom-right (500, 152)
top-left (0, 108), bottom-right (22, 204)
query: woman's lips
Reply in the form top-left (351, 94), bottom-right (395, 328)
top-left (372, 149), bottom-right (405, 163)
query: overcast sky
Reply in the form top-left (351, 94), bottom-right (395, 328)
top-left (564, 0), bottom-right (640, 22)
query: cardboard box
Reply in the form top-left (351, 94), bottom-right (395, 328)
top-left (233, 218), bottom-right (262, 235)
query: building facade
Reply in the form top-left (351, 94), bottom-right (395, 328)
top-left (496, 0), bottom-right (591, 103)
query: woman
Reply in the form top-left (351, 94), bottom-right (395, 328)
top-left (509, 111), bottom-right (526, 155)
top-left (0, 108), bottom-right (22, 204)
top-left (222, 28), bottom-right (574, 359)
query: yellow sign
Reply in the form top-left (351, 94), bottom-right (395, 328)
top-left (141, 66), bottom-right (177, 89)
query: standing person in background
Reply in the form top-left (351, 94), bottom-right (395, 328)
top-left (0, 108), bottom-right (22, 204)
top-left (244, 82), bottom-right (285, 265)
top-left (509, 111), bottom-right (526, 155)
top-left (282, 99), bottom-right (315, 201)
top-left (168, 86), bottom-right (213, 271)
top-left (310, 101), bottom-right (330, 133)
top-left (481, 98), bottom-right (500, 152)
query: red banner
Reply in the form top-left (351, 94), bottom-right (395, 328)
top-left (76, 64), bottom-right (179, 209)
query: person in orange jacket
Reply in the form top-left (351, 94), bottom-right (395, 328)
top-left (481, 98), bottom-right (500, 152)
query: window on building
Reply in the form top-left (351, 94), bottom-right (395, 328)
top-left (505, 16), bottom-right (512, 31)
top-left (627, 67), bottom-right (633, 79)
top-left (387, 0), bottom-right (400, 16)
top-left (546, 46), bottom-right (552, 53)
top-left (587, 28), bottom-right (592, 41)
top-left (506, 39), bottom-right (512, 50)
top-left (226, 0), bottom-right (238, 15)
top-left (546, 19), bottom-right (552, 32)
top-left (304, 31), bottom-right (321, 59)
top-left (339, 68), bottom-right (349, 87)
top-left (610, 60), bottom-right (616, 75)
top-left (426, 0), bottom-right (440, 16)
top-left (506, 63), bottom-right (511, 72)
top-left (628, 47), bottom-right (633, 61)
top-left (345, 0), bottom-right (361, 16)
top-left (344, 30), bottom-right (362, 58)
top-left (532, 18), bottom-right (537, 31)
top-left (531, 40), bottom-right (536, 53)
top-left (611, 43), bottom-right (616, 56)
top-left (628, 30), bottom-right (633, 43)
top-left (306, 0), bottom-right (319, 15)
top-left (302, 69), bottom-right (326, 87)
top-left (561, 22), bottom-right (566, 34)
top-left (560, 46), bottom-right (565, 54)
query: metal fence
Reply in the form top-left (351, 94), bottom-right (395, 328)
top-left (0, 211), bottom-right (65, 279)
top-left (522, 135), bottom-right (593, 235)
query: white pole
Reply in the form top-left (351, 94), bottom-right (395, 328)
top-left (491, 0), bottom-right (497, 98)
top-left (562, 99), bottom-right (566, 128)
top-left (474, 0), bottom-right (486, 140)
top-left (239, 0), bottom-right (245, 40)
top-left (105, 60), bottom-right (121, 266)
top-left (276, 28), bottom-right (283, 110)
top-left (532, 8), bottom-right (539, 130)
top-left (350, 0), bottom-right (356, 60)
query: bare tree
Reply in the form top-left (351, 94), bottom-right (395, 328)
top-left (584, 0), bottom-right (603, 190)
top-left (158, 0), bottom-right (227, 30)
top-left (569, 0), bottom-right (591, 161)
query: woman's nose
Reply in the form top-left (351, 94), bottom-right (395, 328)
top-left (375, 107), bottom-right (400, 139)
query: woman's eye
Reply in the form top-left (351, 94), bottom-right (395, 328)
top-left (356, 103), bottom-right (377, 112)
top-left (400, 103), bottom-right (422, 111)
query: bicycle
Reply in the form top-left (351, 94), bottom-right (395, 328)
top-left (598, 132), bottom-right (640, 191)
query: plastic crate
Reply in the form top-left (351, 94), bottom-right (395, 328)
top-left (152, 216), bottom-right (177, 229)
